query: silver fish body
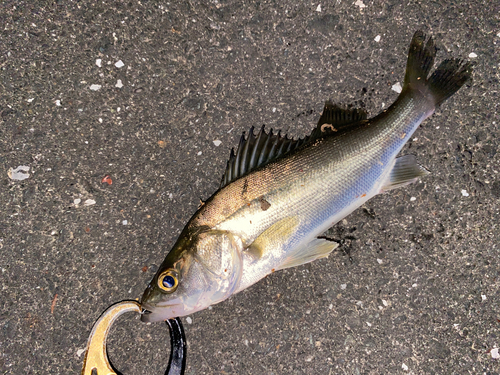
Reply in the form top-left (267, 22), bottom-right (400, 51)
top-left (141, 31), bottom-right (472, 322)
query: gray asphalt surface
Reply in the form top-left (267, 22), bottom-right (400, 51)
top-left (1, 1), bottom-right (499, 374)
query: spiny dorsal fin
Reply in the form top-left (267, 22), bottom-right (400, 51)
top-left (220, 126), bottom-right (311, 188)
top-left (220, 102), bottom-right (367, 189)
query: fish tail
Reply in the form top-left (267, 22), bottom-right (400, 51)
top-left (403, 30), bottom-right (473, 106)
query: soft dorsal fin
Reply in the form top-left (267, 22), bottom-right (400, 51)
top-left (314, 101), bottom-right (367, 135)
top-left (305, 101), bottom-right (368, 153)
top-left (220, 102), bottom-right (368, 188)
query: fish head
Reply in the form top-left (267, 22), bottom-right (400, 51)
top-left (141, 228), bottom-right (243, 322)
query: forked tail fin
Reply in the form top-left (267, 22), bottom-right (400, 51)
top-left (403, 30), bottom-right (472, 106)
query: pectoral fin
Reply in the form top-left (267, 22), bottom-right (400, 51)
top-left (277, 238), bottom-right (339, 271)
top-left (381, 155), bottom-right (429, 192)
top-left (246, 216), bottom-right (299, 259)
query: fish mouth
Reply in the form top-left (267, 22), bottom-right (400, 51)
top-left (140, 306), bottom-right (162, 322)
top-left (139, 301), bottom-right (155, 322)
top-left (141, 307), bottom-right (152, 315)
top-left (140, 302), bottom-right (178, 322)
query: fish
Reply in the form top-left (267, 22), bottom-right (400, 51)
top-left (140, 31), bottom-right (472, 322)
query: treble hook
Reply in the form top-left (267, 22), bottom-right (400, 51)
top-left (81, 301), bottom-right (186, 375)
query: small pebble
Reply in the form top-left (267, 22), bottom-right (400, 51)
top-left (410, 196), bottom-right (416, 201)
top-left (354, 0), bottom-right (366, 9)
top-left (315, 4), bottom-right (321, 12)
top-left (84, 199), bottom-right (96, 206)
top-left (8, 165), bottom-right (30, 181)
top-left (115, 79), bottom-right (123, 88)
top-left (89, 84), bottom-right (101, 91)
top-left (461, 189), bottom-right (469, 197)
top-left (491, 348), bottom-right (499, 359)
top-left (391, 82), bottom-right (402, 93)
top-left (374, 35), bottom-right (381, 42)
top-left (213, 140), bottom-right (222, 147)
top-left (186, 317), bottom-right (192, 324)
top-left (95, 59), bottom-right (102, 67)
top-left (115, 60), bottom-right (125, 68)
top-left (468, 52), bottom-right (477, 58)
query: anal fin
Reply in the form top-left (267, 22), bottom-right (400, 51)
top-left (277, 238), bottom-right (339, 271)
top-left (381, 155), bottom-right (429, 192)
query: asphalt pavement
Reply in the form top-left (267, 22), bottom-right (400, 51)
top-left (1, 0), bottom-right (499, 374)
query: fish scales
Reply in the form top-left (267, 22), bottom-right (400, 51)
top-left (206, 92), bottom-right (433, 291)
top-left (201, 93), bottom-right (429, 243)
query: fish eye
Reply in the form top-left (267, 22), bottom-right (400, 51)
top-left (157, 270), bottom-right (178, 293)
